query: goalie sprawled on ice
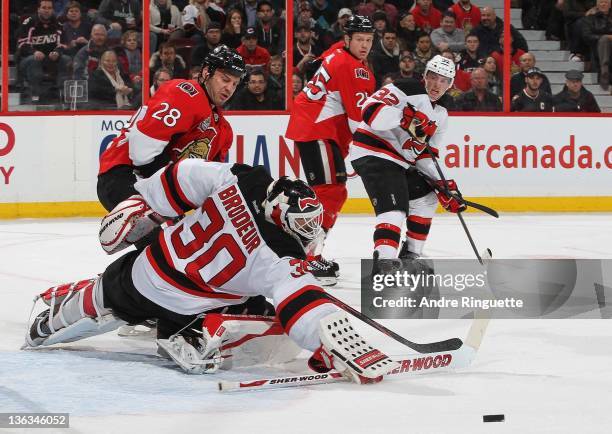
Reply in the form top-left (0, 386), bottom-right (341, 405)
top-left (23, 160), bottom-right (400, 384)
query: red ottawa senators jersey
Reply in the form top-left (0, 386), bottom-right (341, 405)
top-left (285, 46), bottom-right (375, 153)
top-left (98, 79), bottom-right (233, 175)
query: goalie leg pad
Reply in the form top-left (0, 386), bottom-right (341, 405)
top-left (315, 311), bottom-right (400, 383)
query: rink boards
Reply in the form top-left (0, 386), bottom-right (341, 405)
top-left (0, 114), bottom-right (610, 218)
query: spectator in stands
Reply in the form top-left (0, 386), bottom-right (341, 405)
top-left (411, 0), bottom-right (442, 33)
top-left (150, 42), bottom-right (187, 81)
top-left (16, 0), bottom-right (72, 103)
top-left (451, 0), bottom-right (481, 33)
top-left (237, 27), bottom-right (271, 71)
top-left (182, 0), bottom-right (225, 42)
top-left (358, 0), bottom-right (399, 30)
top-left (293, 23), bottom-right (321, 73)
top-left (397, 12), bottom-right (422, 52)
top-left (62, 1), bottom-right (92, 57)
top-left (228, 0), bottom-right (258, 28)
top-left (440, 49), bottom-right (470, 95)
top-left (150, 67), bottom-right (172, 95)
top-left (413, 33), bottom-right (435, 75)
top-left (392, 51), bottom-right (422, 80)
top-left (115, 30), bottom-right (142, 90)
top-left (191, 22), bottom-right (223, 66)
top-left (331, 8), bottom-right (352, 41)
top-left (483, 55), bottom-right (501, 96)
top-left (292, 71), bottom-right (304, 98)
top-left (458, 33), bottom-right (483, 72)
top-left (471, 6), bottom-right (528, 56)
top-left (230, 67), bottom-right (282, 109)
top-left (511, 67), bottom-right (553, 112)
top-left (296, 1), bottom-right (331, 49)
top-left (370, 29), bottom-right (400, 86)
top-left (430, 11), bottom-right (465, 53)
top-left (222, 8), bottom-right (245, 48)
top-left (150, 0), bottom-right (182, 52)
top-left (580, 0), bottom-right (611, 89)
top-left (564, 0), bottom-right (596, 60)
top-left (53, 0), bottom-right (71, 17)
top-left (553, 69), bottom-right (601, 111)
top-left (73, 24), bottom-right (109, 80)
top-left (96, 0), bottom-right (141, 39)
top-left (189, 65), bottom-right (200, 79)
top-left (255, 0), bottom-right (284, 55)
top-left (371, 11), bottom-right (389, 43)
top-left (491, 33), bottom-right (526, 78)
top-left (311, 0), bottom-right (337, 30)
top-left (89, 49), bottom-right (135, 109)
top-left (454, 67), bottom-right (502, 111)
top-left (510, 52), bottom-right (551, 97)
top-left (380, 73), bottom-right (395, 86)
top-left (267, 54), bottom-right (285, 98)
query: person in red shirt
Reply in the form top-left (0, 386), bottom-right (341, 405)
top-left (236, 27), bottom-right (271, 71)
top-left (97, 45), bottom-right (246, 214)
top-left (286, 15), bottom-right (376, 285)
top-left (450, 0), bottom-right (481, 32)
top-left (411, 0), bottom-right (443, 33)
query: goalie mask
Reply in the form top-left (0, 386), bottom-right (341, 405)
top-left (263, 177), bottom-right (324, 249)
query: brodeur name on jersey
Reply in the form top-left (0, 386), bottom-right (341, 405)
top-left (99, 79), bottom-right (233, 177)
top-left (351, 79), bottom-right (448, 180)
top-left (286, 45), bottom-right (376, 152)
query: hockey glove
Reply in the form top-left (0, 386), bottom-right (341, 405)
top-left (400, 104), bottom-right (438, 145)
top-left (99, 195), bottom-right (165, 254)
top-left (434, 179), bottom-right (467, 213)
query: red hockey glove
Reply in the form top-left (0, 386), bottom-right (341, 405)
top-left (434, 179), bottom-right (467, 213)
top-left (399, 103), bottom-right (417, 131)
top-left (400, 104), bottom-right (438, 145)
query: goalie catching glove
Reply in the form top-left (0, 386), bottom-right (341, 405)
top-left (400, 103), bottom-right (438, 147)
top-left (433, 179), bottom-right (467, 213)
top-left (99, 195), bottom-right (166, 254)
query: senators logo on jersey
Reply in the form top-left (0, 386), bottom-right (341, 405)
top-left (175, 127), bottom-right (217, 161)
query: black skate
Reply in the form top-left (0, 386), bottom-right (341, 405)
top-left (25, 310), bottom-right (52, 348)
top-left (371, 250), bottom-right (403, 277)
top-left (308, 256), bottom-right (338, 286)
top-left (398, 241), bottom-right (420, 260)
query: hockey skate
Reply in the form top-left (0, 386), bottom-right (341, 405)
top-left (117, 319), bottom-right (158, 339)
top-left (398, 241), bottom-right (420, 260)
top-left (307, 256), bottom-right (339, 286)
top-left (309, 311), bottom-right (400, 383)
top-left (26, 310), bottom-right (52, 348)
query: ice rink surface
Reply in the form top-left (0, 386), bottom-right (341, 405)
top-left (1, 213), bottom-right (612, 434)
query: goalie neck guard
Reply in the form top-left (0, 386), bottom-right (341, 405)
top-left (263, 177), bottom-right (323, 249)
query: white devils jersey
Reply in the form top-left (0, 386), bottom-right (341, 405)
top-left (131, 160), bottom-right (322, 315)
top-left (350, 80), bottom-right (448, 179)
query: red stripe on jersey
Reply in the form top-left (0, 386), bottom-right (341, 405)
top-left (407, 230), bottom-right (428, 241)
top-left (284, 298), bottom-right (333, 334)
top-left (366, 102), bottom-right (386, 125)
top-left (221, 322), bottom-right (285, 351)
top-left (171, 163), bottom-right (197, 209)
top-left (160, 169), bottom-right (184, 214)
top-left (356, 128), bottom-right (398, 152)
top-left (276, 285), bottom-right (321, 314)
top-left (408, 215), bottom-right (432, 225)
top-left (375, 223), bottom-right (401, 234)
top-left (374, 239), bottom-right (400, 249)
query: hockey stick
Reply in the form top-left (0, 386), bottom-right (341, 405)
top-left (218, 314), bottom-right (488, 392)
top-left (327, 293), bottom-right (463, 353)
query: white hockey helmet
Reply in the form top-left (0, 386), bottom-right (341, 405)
top-left (424, 54), bottom-right (455, 88)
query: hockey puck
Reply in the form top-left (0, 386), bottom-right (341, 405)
top-left (483, 414), bottom-right (504, 423)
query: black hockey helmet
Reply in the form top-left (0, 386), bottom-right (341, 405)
top-left (263, 177), bottom-right (323, 248)
top-left (344, 15), bottom-right (375, 35)
top-left (202, 45), bottom-right (247, 79)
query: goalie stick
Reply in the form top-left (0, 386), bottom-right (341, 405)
top-left (218, 315), bottom-right (490, 392)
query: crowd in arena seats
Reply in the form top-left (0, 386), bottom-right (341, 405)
top-left (521, 0), bottom-right (611, 91)
top-left (291, 0), bottom-right (530, 112)
top-left (9, 0), bottom-right (286, 110)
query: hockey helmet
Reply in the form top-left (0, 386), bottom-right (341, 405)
top-left (202, 45), bottom-right (247, 79)
top-left (263, 177), bottom-right (324, 248)
top-left (424, 54), bottom-right (456, 88)
top-left (344, 15), bottom-right (375, 35)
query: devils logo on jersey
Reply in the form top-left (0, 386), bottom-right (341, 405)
top-left (298, 197), bottom-right (320, 211)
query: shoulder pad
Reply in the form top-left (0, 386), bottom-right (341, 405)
top-left (393, 78), bottom-right (426, 97)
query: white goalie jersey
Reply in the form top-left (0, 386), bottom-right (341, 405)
top-left (350, 79), bottom-right (448, 180)
top-left (131, 160), bottom-right (323, 316)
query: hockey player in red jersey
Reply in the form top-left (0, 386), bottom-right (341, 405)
top-left (24, 160), bottom-right (399, 383)
top-left (350, 55), bottom-right (467, 272)
top-left (286, 15), bottom-right (376, 285)
top-left (97, 45), bottom-right (246, 213)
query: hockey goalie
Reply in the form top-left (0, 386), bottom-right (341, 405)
top-left (23, 160), bottom-right (400, 383)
